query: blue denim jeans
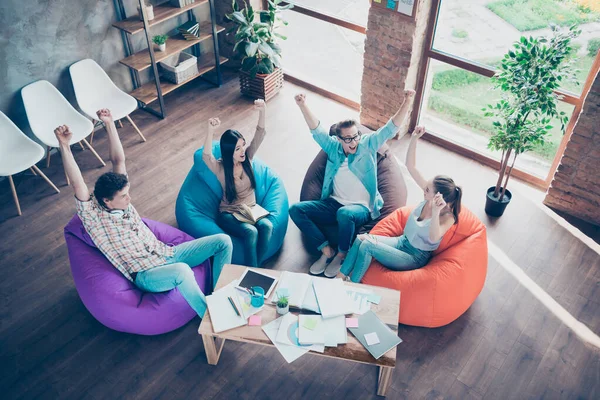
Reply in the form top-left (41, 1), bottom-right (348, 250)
top-left (340, 234), bottom-right (432, 283)
top-left (216, 212), bottom-right (273, 268)
top-left (134, 234), bottom-right (233, 318)
top-left (289, 197), bottom-right (371, 253)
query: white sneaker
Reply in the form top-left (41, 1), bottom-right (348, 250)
top-left (309, 254), bottom-right (331, 275)
top-left (324, 256), bottom-right (344, 278)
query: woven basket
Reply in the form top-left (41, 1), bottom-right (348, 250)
top-left (239, 68), bottom-right (284, 101)
top-left (159, 52), bottom-right (198, 84)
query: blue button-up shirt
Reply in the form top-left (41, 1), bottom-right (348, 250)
top-left (310, 118), bottom-right (399, 219)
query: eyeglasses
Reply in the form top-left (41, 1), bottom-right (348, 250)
top-left (337, 132), bottom-right (362, 144)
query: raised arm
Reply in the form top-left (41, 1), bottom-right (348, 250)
top-left (364, 89), bottom-right (415, 151)
top-left (391, 89), bottom-right (415, 128)
top-left (406, 126), bottom-right (428, 190)
top-left (55, 125), bottom-right (90, 201)
top-left (294, 93), bottom-right (337, 154)
top-left (97, 109), bottom-right (126, 176)
top-left (246, 99), bottom-right (267, 160)
top-left (294, 93), bottom-right (319, 130)
top-left (429, 193), bottom-right (455, 242)
top-left (202, 118), bottom-right (220, 173)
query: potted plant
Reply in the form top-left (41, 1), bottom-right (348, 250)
top-left (137, 0), bottom-right (154, 21)
top-left (225, 0), bottom-right (292, 100)
top-left (276, 295), bottom-right (289, 315)
top-left (483, 25), bottom-right (580, 217)
top-left (152, 34), bottom-right (168, 52)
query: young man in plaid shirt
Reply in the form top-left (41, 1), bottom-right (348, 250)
top-left (56, 108), bottom-right (232, 319)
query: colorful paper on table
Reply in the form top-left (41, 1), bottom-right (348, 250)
top-left (234, 286), bottom-right (263, 320)
top-left (248, 315), bottom-right (261, 326)
top-left (345, 287), bottom-right (373, 314)
top-left (303, 317), bottom-right (318, 330)
top-left (365, 332), bottom-right (380, 346)
top-left (346, 318), bottom-right (359, 328)
top-left (262, 316), bottom-right (309, 363)
top-left (298, 315), bottom-right (326, 345)
top-left (275, 313), bottom-right (325, 352)
top-left (367, 293), bottom-right (381, 305)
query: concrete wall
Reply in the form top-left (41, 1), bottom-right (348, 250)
top-left (0, 0), bottom-right (217, 137)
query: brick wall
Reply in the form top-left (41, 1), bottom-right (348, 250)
top-left (544, 69), bottom-right (600, 225)
top-left (360, 0), bottom-right (432, 134)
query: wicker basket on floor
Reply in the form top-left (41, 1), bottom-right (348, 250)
top-left (159, 52), bottom-right (198, 84)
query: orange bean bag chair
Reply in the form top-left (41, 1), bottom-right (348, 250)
top-left (361, 206), bottom-right (487, 327)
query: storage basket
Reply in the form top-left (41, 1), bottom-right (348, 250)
top-left (170, 0), bottom-right (195, 8)
top-left (159, 52), bottom-right (198, 84)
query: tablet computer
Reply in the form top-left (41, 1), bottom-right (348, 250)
top-left (237, 268), bottom-right (278, 299)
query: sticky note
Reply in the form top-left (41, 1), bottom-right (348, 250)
top-left (276, 288), bottom-right (289, 298)
top-left (364, 332), bottom-right (380, 346)
top-left (248, 315), bottom-right (261, 326)
top-left (346, 318), bottom-right (359, 328)
top-left (303, 317), bottom-right (318, 330)
top-left (367, 294), bottom-right (381, 305)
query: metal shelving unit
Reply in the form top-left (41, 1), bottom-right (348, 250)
top-left (112, 0), bottom-right (227, 118)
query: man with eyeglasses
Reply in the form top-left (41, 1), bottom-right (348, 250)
top-left (291, 90), bottom-right (415, 277)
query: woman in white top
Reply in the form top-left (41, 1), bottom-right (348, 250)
top-left (202, 100), bottom-right (271, 267)
top-left (338, 126), bottom-right (462, 283)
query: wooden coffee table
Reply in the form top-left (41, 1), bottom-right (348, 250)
top-left (198, 264), bottom-right (401, 396)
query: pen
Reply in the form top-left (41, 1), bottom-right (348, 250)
top-left (228, 296), bottom-right (241, 316)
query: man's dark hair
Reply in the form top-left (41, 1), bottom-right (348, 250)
top-left (94, 172), bottom-right (129, 208)
top-left (331, 119), bottom-right (358, 137)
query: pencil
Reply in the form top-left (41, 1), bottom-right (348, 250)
top-left (228, 296), bottom-right (241, 316)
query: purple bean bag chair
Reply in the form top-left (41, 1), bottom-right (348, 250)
top-left (64, 214), bottom-right (212, 335)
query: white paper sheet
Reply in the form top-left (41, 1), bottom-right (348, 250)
top-left (345, 286), bottom-right (373, 315)
top-left (262, 317), bottom-right (308, 363)
top-left (274, 313), bottom-right (325, 353)
top-left (313, 278), bottom-right (354, 319)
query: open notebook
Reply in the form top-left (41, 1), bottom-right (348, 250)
top-left (233, 204), bottom-right (270, 225)
top-left (269, 271), bottom-right (322, 313)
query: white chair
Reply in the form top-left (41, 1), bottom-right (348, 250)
top-left (21, 80), bottom-right (105, 185)
top-left (0, 111), bottom-right (60, 216)
top-left (69, 59), bottom-right (146, 143)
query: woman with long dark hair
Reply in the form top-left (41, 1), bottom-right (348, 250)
top-left (202, 100), bottom-right (272, 267)
top-left (337, 126), bottom-right (462, 282)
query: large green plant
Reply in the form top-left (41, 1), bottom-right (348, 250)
top-left (225, 0), bottom-right (292, 78)
top-left (484, 25), bottom-right (580, 200)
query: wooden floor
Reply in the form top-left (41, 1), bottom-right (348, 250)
top-left (1, 72), bottom-right (599, 400)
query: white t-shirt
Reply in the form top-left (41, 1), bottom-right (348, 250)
top-left (331, 159), bottom-right (371, 210)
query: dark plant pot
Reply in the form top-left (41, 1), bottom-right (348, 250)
top-left (485, 186), bottom-right (512, 217)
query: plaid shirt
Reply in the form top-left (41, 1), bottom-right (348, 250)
top-left (75, 196), bottom-right (174, 282)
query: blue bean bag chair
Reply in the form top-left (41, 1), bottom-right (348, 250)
top-left (176, 142), bottom-right (289, 266)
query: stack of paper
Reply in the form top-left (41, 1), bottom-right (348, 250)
top-left (270, 271), bottom-right (321, 313)
top-left (262, 317), bottom-right (308, 364)
top-left (205, 282), bottom-right (246, 333)
top-left (274, 313), bottom-right (324, 353)
top-left (312, 278), bottom-right (354, 319)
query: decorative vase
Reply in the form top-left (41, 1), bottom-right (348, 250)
top-left (239, 67), bottom-right (284, 101)
top-left (137, 5), bottom-right (154, 21)
top-left (276, 304), bottom-right (289, 315)
top-left (155, 43), bottom-right (166, 52)
top-left (484, 186), bottom-right (512, 217)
